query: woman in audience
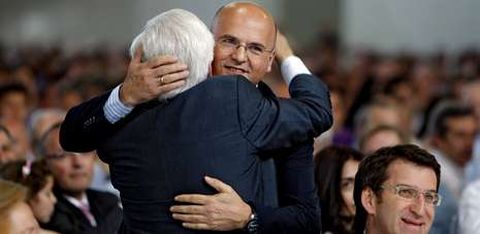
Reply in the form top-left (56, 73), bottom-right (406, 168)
top-left (0, 179), bottom-right (40, 234)
top-left (1, 159), bottom-right (58, 233)
top-left (314, 145), bottom-right (365, 234)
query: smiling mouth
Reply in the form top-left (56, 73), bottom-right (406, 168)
top-left (225, 66), bottom-right (248, 74)
top-left (401, 218), bottom-right (424, 228)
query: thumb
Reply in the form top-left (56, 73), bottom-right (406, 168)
top-left (204, 176), bottom-right (234, 193)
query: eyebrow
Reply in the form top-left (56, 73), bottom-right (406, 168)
top-left (218, 34), bottom-right (268, 49)
top-left (397, 183), bottom-right (437, 192)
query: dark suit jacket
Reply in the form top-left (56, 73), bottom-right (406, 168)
top-left (60, 74), bottom-right (331, 233)
top-left (43, 188), bottom-right (122, 234)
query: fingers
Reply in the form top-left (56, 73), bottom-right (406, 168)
top-left (157, 70), bottom-right (189, 85)
top-left (157, 79), bottom-right (186, 93)
top-left (133, 45), bottom-right (144, 63)
top-left (182, 223), bottom-right (211, 230)
top-left (172, 213), bottom-right (206, 223)
top-left (145, 55), bottom-right (179, 68)
top-left (170, 204), bottom-right (205, 214)
top-left (174, 194), bottom-right (209, 204)
top-left (154, 63), bottom-right (187, 78)
top-left (204, 176), bottom-right (234, 193)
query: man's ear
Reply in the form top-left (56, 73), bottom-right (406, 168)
top-left (361, 187), bottom-right (377, 215)
top-left (266, 51), bottom-right (275, 73)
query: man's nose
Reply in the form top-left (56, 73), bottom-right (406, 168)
top-left (410, 194), bottom-right (427, 215)
top-left (71, 155), bottom-right (84, 167)
top-left (231, 45), bottom-right (247, 63)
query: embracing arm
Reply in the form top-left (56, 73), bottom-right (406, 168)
top-left (59, 47), bottom-right (188, 152)
top-left (170, 141), bottom-right (320, 233)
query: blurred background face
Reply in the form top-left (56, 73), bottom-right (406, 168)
top-left (212, 3), bottom-right (276, 84)
top-left (28, 176), bottom-right (57, 223)
top-left (362, 130), bottom-right (403, 155)
top-left (437, 116), bottom-right (477, 166)
top-left (44, 128), bottom-right (95, 195)
top-left (341, 158), bottom-right (359, 216)
top-left (0, 91), bottom-right (29, 122)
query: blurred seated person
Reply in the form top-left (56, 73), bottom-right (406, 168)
top-left (39, 123), bottom-right (122, 234)
top-left (458, 178), bottom-right (480, 234)
top-left (359, 125), bottom-right (409, 155)
top-left (0, 179), bottom-right (40, 234)
top-left (0, 83), bottom-right (32, 161)
top-left (354, 100), bottom-right (411, 144)
top-left (315, 145), bottom-right (365, 234)
top-left (1, 159), bottom-right (58, 233)
top-left (28, 108), bottom-right (117, 196)
top-left (28, 108), bottom-right (66, 147)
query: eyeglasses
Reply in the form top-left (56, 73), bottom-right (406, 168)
top-left (217, 35), bottom-right (274, 57)
top-left (380, 184), bottom-right (442, 206)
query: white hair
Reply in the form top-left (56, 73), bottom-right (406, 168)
top-left (130, 9), bottom-right (214, 100)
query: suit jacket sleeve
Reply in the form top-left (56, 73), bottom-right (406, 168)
top-left (60, 91), bottom-right (116, 152)
top-left (239, 74), bottom-right (332, 151)
top-left (255, 140), bottom-right (321, 234)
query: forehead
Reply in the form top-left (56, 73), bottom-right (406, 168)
top-left (213, 7), bottom-right (275, 47)
top-left (445, 115), bottom-right (476, 130)
top-left (385, 159), bottom-right (437, 190)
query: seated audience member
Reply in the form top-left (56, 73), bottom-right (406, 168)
top-left (28, 108), bottom-right (66, 147)
top-left (354, 100), bottom-right (407, 139)
top-left (359, 125), bottom-right (409, 154)
top-left (353, 144), bottom-right (441, 234)
top-left (0, 83), bottom-right (32, 160)
top-left (314, 146), bottom-right (365, 234)
top-left (39, 123), bottom-right (122, 234)
top-left (1, 159), bottom-right (58, 233)
top-left (29, 108), bottom-right (117, 195)
top-left (0, 179), bottom-right (40, 234)
top-left (426, 100), bottom-right (477, 234)
top-left (458, 179), bottom-right (480, 234)
top-left (0, 124), bottom-right (16, 165)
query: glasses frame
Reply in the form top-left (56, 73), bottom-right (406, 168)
top-left (380, 183), bottom-right (442, 206)
top-left (216, 35), bottom-right (275, 57)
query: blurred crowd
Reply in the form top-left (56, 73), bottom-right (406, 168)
top-left (0, 29), bottom-right (478, 233)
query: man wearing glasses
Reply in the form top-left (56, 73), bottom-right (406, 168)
top-left (353, 144), bottom-right (441, 234)
top-left (40, 123), bottom-right (122, 234)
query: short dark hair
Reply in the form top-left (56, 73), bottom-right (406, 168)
top-left (0, 82), bottom-right (29, 102)
top-left (315, 145), bottom-right (365, 234)
top-left (352, 144), bottom-right (440, 234)
top-left (430, 100), bottom-right (474, 138)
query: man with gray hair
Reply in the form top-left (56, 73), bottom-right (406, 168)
top-left (61, 8), bottom-right (331, 233)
